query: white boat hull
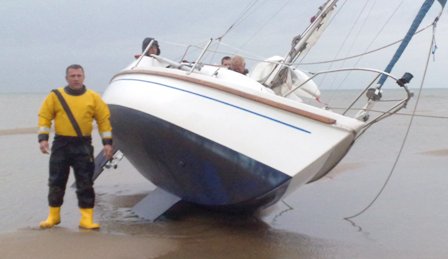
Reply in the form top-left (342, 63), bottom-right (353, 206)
top-left (102, 67), bottom-right (364, 211)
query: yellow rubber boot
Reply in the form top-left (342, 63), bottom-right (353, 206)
top-left (79, 208), bottom-right (100, 229)
top-left (39, 207), bottom-right (61, 229)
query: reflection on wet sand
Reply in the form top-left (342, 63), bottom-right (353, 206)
top-left (324, 162), bottom-right (365, 179)
top-left (0, 189), bottom-right (352, 259)
top-left (0, 228), bottom-right (178, 259)
top-left (95, 192), bottom-right (346, 259)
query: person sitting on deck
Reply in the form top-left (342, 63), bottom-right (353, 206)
top-left (230, 55), bottom-right (248, 75)
top-left (142, 37), bottom-right (161, 56)
top-left (221, 56), bottom-right (231, 69)
top-left (134, 37), bottom-right (161, 59)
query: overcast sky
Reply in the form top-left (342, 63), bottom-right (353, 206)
top-left (0, 0), bottom-right (447, 93)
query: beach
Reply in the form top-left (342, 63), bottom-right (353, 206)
top-left (1, 90), bottom-right (448, 258)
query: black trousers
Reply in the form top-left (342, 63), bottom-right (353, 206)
top-left (47, 136), bottom-right (95, 208)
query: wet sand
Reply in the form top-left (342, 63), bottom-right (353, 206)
top-left (0, 210), bottom-right (347, 259)
top-left (2, 133), bottom-right (338, 259)
top-left (1, 113), bottom-right (448, 259)
top-left (0, 228), bottom-right (177, 259)
top-left (0, 204), bottom-right (390, 259)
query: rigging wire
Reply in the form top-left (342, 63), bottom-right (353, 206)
top-left (326, 0), bottom-right (379, 100)
top-left (431, 16), bottom-right (440, 60)
top-left (168, 38), bottom-right (269, 65)
top-left (300, 0), bottom-right (444, 67)
top-left (326, 0), bottom-right (405, 102)
top-left (339, 0), bottom-right (378, 67)
top-left (164, 21), bottom-right (432, 67)
top-left (238, 0), bottom-right (292, 50)
top-left (211, 0), bottom-right (264, 63)
top-left (326, 107), bottom-right (448, 120)
top-left (298, 24), bottom-right (432, 65)
top-left (207, 40), bottom-right (268, 62)
top-left (314, 0), bottom-right (370, 89)
top-left (344, 19), bottom-right (438, 221)
top-left (215, 0), bottom-right (261, 41)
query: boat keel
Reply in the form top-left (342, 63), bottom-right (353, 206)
top-left (132, 187), bottom-right (182, 222)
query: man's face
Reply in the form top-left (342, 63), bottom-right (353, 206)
top-left (231, 60), bottom-right (246, 74)
top-left (222, 59), bottom-right (231, 68)
top-left (237, 62), bottom-right (246, 74)
top-left (147, 46), bottom-right (158, 55)
top-left (66, 68), bottom-right (85, 90)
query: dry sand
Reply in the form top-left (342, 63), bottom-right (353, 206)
top-left (0, 127), bottom-right (37, 136)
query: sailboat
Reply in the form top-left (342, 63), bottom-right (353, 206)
top-left (99, 0), bottom-right (446, 220)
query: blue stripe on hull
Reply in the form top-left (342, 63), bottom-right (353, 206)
top-left (109, 104), bottom-right (291, 211)
top-left (116, 78), bottom-right (311, 134)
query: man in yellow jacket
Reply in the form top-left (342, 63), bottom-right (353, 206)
top-left (38, 64), bottom-right (113, 229)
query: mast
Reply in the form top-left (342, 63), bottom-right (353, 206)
top-left (355, 0), bottom-right (446, 121)
top-left (263, 0), bottom-right (339, 89)
top-left (377, 0), bottom-right (446, 88)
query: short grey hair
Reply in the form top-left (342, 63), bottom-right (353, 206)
top-left (66, 64), bottom-right (84, 75)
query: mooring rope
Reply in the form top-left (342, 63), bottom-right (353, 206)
top-left (344, 20), bottom-right (437, 220)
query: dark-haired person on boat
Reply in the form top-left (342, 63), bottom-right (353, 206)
top-left (221, 56), bottom-right (231, 68)
top-left (37, 64), bottom-right (113, 230)
top-left (142, 37), bottom-right (161, 56)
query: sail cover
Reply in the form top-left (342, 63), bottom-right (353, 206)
top-left (377, 0), bottom-right (445, 87)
